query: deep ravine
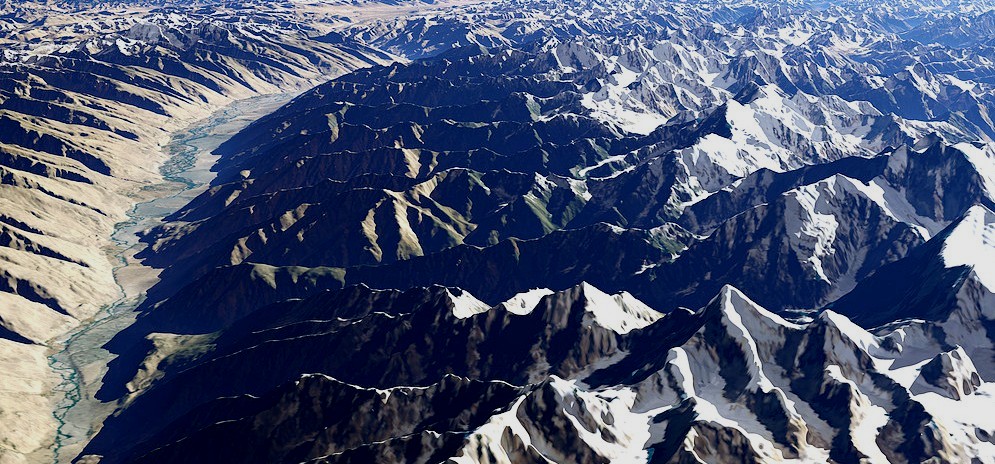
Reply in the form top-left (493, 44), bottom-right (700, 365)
top-left (44, 93), bottom-right (294, 464)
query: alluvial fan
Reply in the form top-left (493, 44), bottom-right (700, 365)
top-left (4, 0), bottom-right (995, 463)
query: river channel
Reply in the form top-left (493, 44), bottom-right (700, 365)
top-left (46, 93), bottom-right (293, 463)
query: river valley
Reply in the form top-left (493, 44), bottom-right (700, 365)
top-left (44, 94), bottom-right (294, 464)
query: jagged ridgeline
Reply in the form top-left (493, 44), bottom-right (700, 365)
top-left (6, 0), bottom-right (995, 462)
top-left (85, 1), bottom-right (995, 460)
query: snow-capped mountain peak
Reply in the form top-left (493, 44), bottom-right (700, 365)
top-left (577, 282), bottom-right (662, 334)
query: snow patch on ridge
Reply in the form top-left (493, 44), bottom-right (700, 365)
top-left (941, 205), bottom-right (995, 291)
top-left (954, 143), bottom-right (995, 203)
top-left (498, 288), bottom-right (555, 315)
top-left (580, 282), bottom-right (662, 334)
top-left (783, 179), bottom-right (841, 283)
top-left (447, 289), bottom-right (491, 319)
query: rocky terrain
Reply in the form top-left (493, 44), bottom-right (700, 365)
top-left (0, 0), bottom-right (410, 461)
top-left (5, 0), bottom-right (995, 462)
